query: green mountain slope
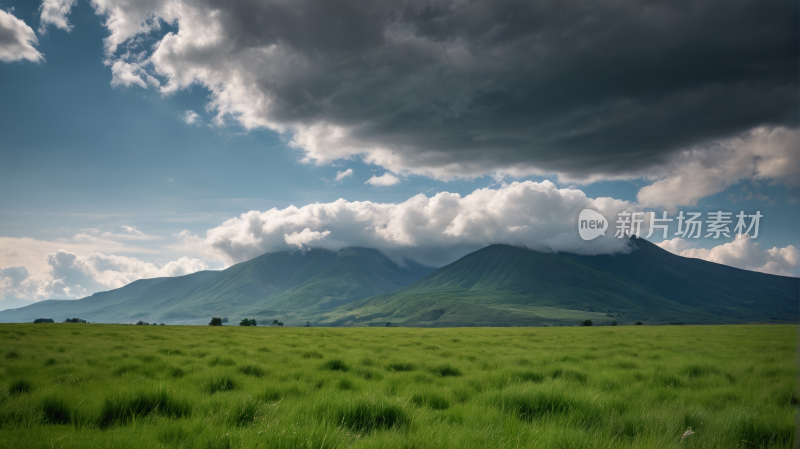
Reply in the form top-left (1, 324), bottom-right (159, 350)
top-left (319, 243), bottom-right (798, 326)
top-left (0, 248), bottom-right (435, 324)
top-left (564, 237), bottom-right (799, 322)
top-left (252, 247), bottom-right (436, 312)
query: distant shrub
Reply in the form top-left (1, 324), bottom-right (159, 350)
top-left (550, 368), bottom-right (588, 384)
top-left (209, 317), bottom-right (222, 326)
top-left (497, 390), bottom-right (584, 422)
top-left (98, 390), bottom-right (191, 427)
top-left (40, 396), bottom-right (71, 424)
top-left (386, 362), bottom-right (415, 372)
top-left (411, 391), bottom-right (450, 410)
top-left (337, 378), bottom-right (356, 391)
top-left (238, 364), bottom-right (266, 377)
top-left (356, 368), bottom-right (383, 381)
top-left (64, 318), bottom-right (86, 323)
top-left (33, 318), bottom-right (54, 323)
top-left (635, 321), bottom-right (643, 325)
top-left (581, 320), bottom-right (593, 326)
top-left (239, 318), bottom-right (251, 326)
top-left (322, 359), bottom-right (348, 372)
top-left (136, 321), bottom-right (149, 325)
top-left (170, 367), bottom-right (186, 379)
top-left (229, 396), bottom-right (262, 427)
top-left (514, 371), bottom-right (545, 383)
top-left (9, 379), bottom-right (32, 394)
top-left (328, 395), bottom-right (408, 432)
top-left (207, 356), bottom-right (236, 367)
top-left (612, 321), bottom-right (617, 326)
top-left (434, 364), bottom-right (462, 377)
top-left (203, 375), bottom-right (238, 394)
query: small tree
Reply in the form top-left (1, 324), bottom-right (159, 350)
top-left (209, 317), bottom-right (223, 326)
top-left (33, 318), bottom-right (54, 323)
top-left (635, 321), bottom-right (643, 325)
top-left (305, 321), bottom-right (311, 327)
top-left (611, 321), bottom-right (617, 326)
top-left (385, 322), bottom-right (392, 327)
top-left (272, 319), bottom-right (279, 326)
top-left (240, 318), bottom-right (252, 326)
top-left (278, 321), bottom-right (284, 327)
top-left (581, 319), bottom-right (593, 326)
top-left (249, 319), bottom-right (257, 326)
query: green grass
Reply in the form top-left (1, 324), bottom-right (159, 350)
top-left (0, 323), bottom-right (794, 448)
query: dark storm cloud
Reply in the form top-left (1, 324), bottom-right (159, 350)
top-left (101, 0), bottom-right (799, 179)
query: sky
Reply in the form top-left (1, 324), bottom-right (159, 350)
top-left (0, 0), bottom-right (798, 310)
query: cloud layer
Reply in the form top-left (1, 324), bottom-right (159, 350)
top-left (0, 228), bottom-right (209, 304)
top-left (38, 0), bottom-right (799, 183)
top-left (0, 10), bottom-right (43, 63)
top-left (176, 181), bottom-right (633, 267)
top-left (658, 235), bottom-right (799, 277)
top-left (638, 126), bottom-right (800, 207)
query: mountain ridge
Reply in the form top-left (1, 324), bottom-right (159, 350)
top-left (0, 241), bottom-right (796, 326)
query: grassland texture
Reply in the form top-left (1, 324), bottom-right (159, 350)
top-left (0, 324), bottom-right (795, 449)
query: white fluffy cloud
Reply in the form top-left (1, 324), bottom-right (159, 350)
top-left (38, 0), bottom-right (76, 33)
top-left (365, 173), bottom-right (400, 187)
top-left (110, 60), bottom-right (159, 89)
top-left (658, 234), bottom-right (799, 277)
top-left (48, 250), bottom-right (209, 289)
top-left (100, 225), bottom-right (165, 241)
top-left (638, 126), bottom-right (800, 207)
top-left (334, 168), bottom-right (353, 182)
top-left (0, 10), bottom-right (43, 63)
top-left (174, 181), bottom-right (633, 267)
top-left (0, 232), bottom-right (208, 305)
top-left (182, 110), bottom-right (201, 125)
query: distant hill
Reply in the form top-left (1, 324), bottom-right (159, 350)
top-left (1, 240), bottom-right (795, 326)
top-left (0, 247), bottom-right (435, 324)
top-left (318, 239), bottom-right (799, 326)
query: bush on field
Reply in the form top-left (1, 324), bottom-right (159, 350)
top-left (209, 317), bottom-right (223, 326)
top-left (33, 318), bottom-right (54, 323)
top-left (40, 396), bottom-right (71, 424)
top-left (203, 375), bottom-right (238, 394)
top-left (9, 379), bottom-right (32, 394)
top-left (322, 359), bottom-right (348, 372)
top-left (325, 394), bottom-right (408, 432)
top-left (98, 390), bottom-right (191, 427)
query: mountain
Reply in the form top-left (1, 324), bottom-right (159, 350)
top-left (2, 240), bottom-right (796, 326)
top-left (318, 239), bottom-right (799, 326)
top-left (0, 247), bottom-right (435, 324)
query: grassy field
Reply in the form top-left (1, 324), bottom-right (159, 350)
top-left (0, 324), bottom-right (795, 448)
